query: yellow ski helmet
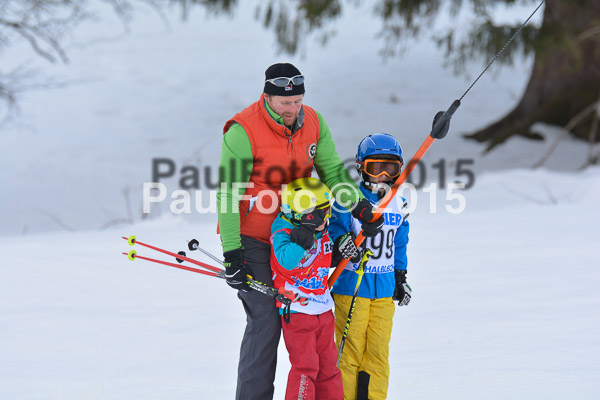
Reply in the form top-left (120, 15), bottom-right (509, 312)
top-left (281, 177), bottom-right (333, 221)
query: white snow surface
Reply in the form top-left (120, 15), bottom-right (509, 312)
top-left (1, 167), bottom-right (599, 400)
top-left (1, 2), bottom-right (599, 399)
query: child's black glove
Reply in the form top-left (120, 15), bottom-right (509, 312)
top-left (351, 198), bottom-right (384, 237)
top-left (392, 270), bottom-right (412, 306)
top-left (290, 209), bottom-right (325, 250)
top-left (334, 232), bottom-right (361, 263)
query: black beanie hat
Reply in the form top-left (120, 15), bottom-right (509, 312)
top-left (264, 63), bottom-right (305, 96)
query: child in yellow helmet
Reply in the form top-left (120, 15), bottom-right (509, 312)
top-left (269, 177), bottom-right (345, 400)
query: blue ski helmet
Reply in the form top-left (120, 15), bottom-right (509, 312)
top-left (356, 133), bottom-right (403, 163)
top-left (356, 133), bottom-right (404, 185)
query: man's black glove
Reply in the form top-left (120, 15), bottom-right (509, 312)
top-left (290, 209), bottom-right (325, 250)
top-left (352, 198), bottom-right (384, 237)
top-left (334, 232), bottom-right (361, 263)
top-left (223, 248), bottom-right (250, 292)
top-left (392, 270), bottom-right (412, 306)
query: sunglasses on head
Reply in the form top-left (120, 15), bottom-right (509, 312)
top-left (265, 75), bottom-right (304, 87)
top-left (358, 159), bottom-right (403, 179)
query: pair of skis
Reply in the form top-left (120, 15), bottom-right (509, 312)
top-left (122, 235), bottom-right (307, 311)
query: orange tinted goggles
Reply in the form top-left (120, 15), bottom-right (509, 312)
top-left (358, 159), bottom-right (403, 178)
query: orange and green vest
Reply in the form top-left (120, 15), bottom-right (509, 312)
top-left (222, 95), bottom-right (320, 243)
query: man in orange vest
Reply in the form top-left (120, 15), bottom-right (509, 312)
top-left (217, 63), bottom-right (383, 400)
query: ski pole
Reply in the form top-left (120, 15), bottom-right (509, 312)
top-left (124, 248), bottom-right (304, 304)
top-left (123, 236), bottom-right (222, 273)
top-left (336, 248), bottom-right (373, 367)
top-left (124, 250), bottom-right (225, 278)
top-left (123, 236), bottom-right (308, 305)
top-left (328, 103), bottom-right (457, 288)
top-left (183, 238), bottom-right (310, 308)
top-left (186, 238), bottom-right (224, 266)
top-left (172, 239), bottom-right (223, 266)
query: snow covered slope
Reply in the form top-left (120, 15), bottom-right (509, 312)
top-left (1, 2), bottom-right (598, 398)
top-left (1, 168), bottom-right (598, 399)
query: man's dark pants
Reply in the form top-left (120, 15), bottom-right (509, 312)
top-left (236, 235), bottom-right (282, 400)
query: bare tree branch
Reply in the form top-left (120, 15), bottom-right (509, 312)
top-left (36, 208), bottom-right (75, 232)
top-left (0, 0), bottom-right (167, 126)
top-left (0, 17), bottom-right (61, 62)
top-left (533, 95), bottom-right (600, 169)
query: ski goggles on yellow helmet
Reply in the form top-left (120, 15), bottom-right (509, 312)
top-left (357, 158), bottom-right (403, 179)
top-left (281, 177), bottom-right (333, 221)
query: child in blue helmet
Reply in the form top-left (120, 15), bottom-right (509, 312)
top-left (329, 133), bottom-right (411, 400)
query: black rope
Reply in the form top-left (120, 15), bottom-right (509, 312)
top-left (459, 0), bottom-right (545, 102)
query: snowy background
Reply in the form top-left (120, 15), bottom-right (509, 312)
top-left (1, 1), bottom-right (599, 399)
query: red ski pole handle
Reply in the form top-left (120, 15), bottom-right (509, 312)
top-left (123, 251), bottom-right (224, 278)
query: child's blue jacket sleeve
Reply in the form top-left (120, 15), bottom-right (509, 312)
top-left (270, 215), bottom-right (307, 271)
top-left (394, 217), bottom-right (409, 271)
top-left (328, 201), bottom-right (353, 243)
